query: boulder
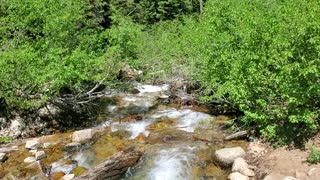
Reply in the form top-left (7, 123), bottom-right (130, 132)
top-left (228, 172), bottom-right (249, 180)
top-left (0, 152), bottom-right (7, 162)
top-left (72, 129), bottom-right (97, 143)
top-left (25, 139), bottom-right (40, 150)
top-left (215, 147), bottom-right (246, 166)
top-left (35, 151), bottom-right (46, 160)
top-left (24, 157), bottom-right (36, 163)
top-left (232, 158), bottom-right (255, 177)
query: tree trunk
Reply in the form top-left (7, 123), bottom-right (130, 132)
top-left (75, 149), bottom-right (143, 180)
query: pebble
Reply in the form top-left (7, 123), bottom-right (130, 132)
top-left (62, 174), bottom-right (75, 180)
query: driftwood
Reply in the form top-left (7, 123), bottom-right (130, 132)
top-left (75, 149), bottom-right (143, 180)
top-left (225, 130), bottom-right (248, 141)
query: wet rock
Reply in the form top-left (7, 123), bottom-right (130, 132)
top-left (62, 174), bottom-right (75, 180)
top-left (215, 147), bottom-right (245, 166)
top-left (51, 163), bottom-right (77, 175)
top-left (147, 129), bottom-right (192, 144)
top-left (29, 149), bottom-right (37, 155)
top-left (26, 160), bottom-right (43, 171)
top-left (52, 172), bottom-right (65, 180)
top-left (43, 142), bottom-right (52, 149)
top-left (64, 142), bottom-right (82, 152)
top-left (110, 129), bottom-right (132, 139)
top-left (72, 129), bottom-right (97, 143)
top-left (29, 173), bottom-right (48, 180)
top-left (232, 158), bottom-right (255, 177)
top-left (0, 146), bottom-right (18, 153)
top-left (228, 172), bottom-right (249, 180)
top-left (25, 139), bottom-right (40, 150)
top-left (263, 173), bottom-right (297, 180)
top-left (73, 166), bottom-right (87, 176)
top-left (35, 151), bottom-right (46, 160)
top-left (24, 156), bottom-right (36, 163)
top-left (0, 152), bottom-right (7, 162)
top-left (193, 130), bottom-right (224, 143)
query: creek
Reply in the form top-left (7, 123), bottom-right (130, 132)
top-left (0, 83), bottom-right (247, 180)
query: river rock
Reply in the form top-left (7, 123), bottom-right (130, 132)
top-left (0, 146), bottom-right (18, 153)
top-left (215, 147), bottom-right (246, 166)
top-left (0, 152), bottom-right (7, 162)
top-left (29, 149), bottom-right (37, 155)
top-left (62, 174), bottom-right (75, 180)
top-left (51, 163), bottom-right (77, 175)
top-left (64, 142), bottom-right (82, 152)
top-left (9, 116), bottom-right (26, 137)
top-left (232, 157), bottom-right (255, 177)
top-left (35, 151), bottom-right (46, 160)
top-left (72, 129), bottom-right (96, 143)
top-left (43, 142), bottom-right (52, 149)
top-left (228, 172), bottom-right (249, 180)
top-left (24, 156), bottom-right (36, 163)
top-left (25, 139), bottom-right (40, 150)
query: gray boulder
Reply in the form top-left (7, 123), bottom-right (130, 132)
top-left (215, 147), bottom-right (246, 166)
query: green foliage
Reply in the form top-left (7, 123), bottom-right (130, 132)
top-left (308, 147), bottom-right (320, 164)
top-left (110, 0), bottom-right (200, 24)
top-left (0, 136), bottom-right (12, 143)
top-left (0, 0), bottom-right (119, 110)
top-left (194, 0), bottom-right (320, 144)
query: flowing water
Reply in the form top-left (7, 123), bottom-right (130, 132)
top-left (0, 83), bottom-right (248, 180)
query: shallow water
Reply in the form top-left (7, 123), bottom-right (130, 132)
top-left (0, 83), bottom-right (244, 180)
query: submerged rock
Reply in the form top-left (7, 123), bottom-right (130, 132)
top-left (215, 147), bottom-right (245, 166)
top-left (147, 129), bottom-right (192, 144)
top-left (64, 142), bottom-right (82, 152)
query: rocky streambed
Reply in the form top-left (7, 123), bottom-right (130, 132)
top-left (0, 83), bottom-right (256, 180)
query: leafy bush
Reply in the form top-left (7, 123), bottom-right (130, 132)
top-left (308, 147), bottom-right (320, 164)
top-left (0, 0), bottom-right (120, 110)
top-left (193, 0), bottom-right (320, 144)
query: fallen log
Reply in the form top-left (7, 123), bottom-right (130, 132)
top-left (225, 130), bottom-right (248, 141)
top-left (75, 149), bottom-right (143, 180)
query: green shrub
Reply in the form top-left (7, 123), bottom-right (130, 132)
top-left (0, 0), bottom-right (120, 110)
top-left (194, 0), bottom-right (320, 144)
top-left (308, 147), bottom-right (320, 164)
